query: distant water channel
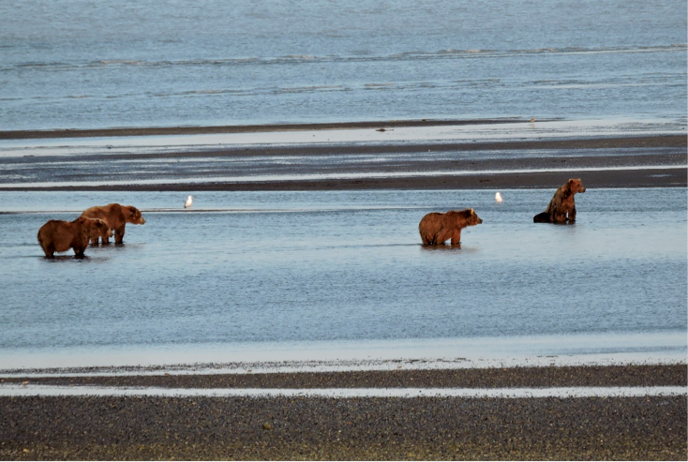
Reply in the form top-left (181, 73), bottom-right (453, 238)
top-left (0, 188), bottom-right (685, 369)
top-left (1, 0), bottom-right (685, 130)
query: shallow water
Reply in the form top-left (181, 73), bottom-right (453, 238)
top-left (0, 188), bottom-right (685, 368)
top-left (1, 0), bottom-right (686, 130)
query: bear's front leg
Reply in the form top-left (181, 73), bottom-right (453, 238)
top-left (568, 206), bottom-right (577, 223)
top-left (551, 211), bottom-right (567, 224)
top-left (114, 226), bottom-right (125, 244)
top-left (449, 229), bottom-right (462, 246)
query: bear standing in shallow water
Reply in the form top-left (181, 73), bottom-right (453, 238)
top-left (80, 203), bottom-right (146, 244)
top-left (419, 208), bottom-right (483, 246)
top-left (533, 178), bottom-right (586, 224)
top-left (37, 217), bottom-right (110, 258)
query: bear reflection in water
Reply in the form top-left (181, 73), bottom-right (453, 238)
top-left (80, 203), bottom-right (146, 245)
top-left (37, 217), bottom-right (110, 258)
top-left (419, 208), bottom-right (483, 246)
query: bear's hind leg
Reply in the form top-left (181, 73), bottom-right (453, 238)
top-left (38, 235), bottom-right (54, 257)
top-left (421, 234), bottom-right (436, 245)
top-left (533, 212), bottom-right (550, 223)
top-left (41, 244), bottom-right (55, 258)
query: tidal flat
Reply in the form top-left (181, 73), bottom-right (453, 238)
top-left (0, 126), bottom-right (686, 460)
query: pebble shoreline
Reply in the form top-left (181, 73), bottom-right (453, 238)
top-left (1, 364), bottom-right (685, 460)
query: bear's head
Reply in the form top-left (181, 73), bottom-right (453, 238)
top-left (123, 206), bottom-right (146, 225)
top-left (449, 208), bottom-right (483, 227)
top-left (464, 208), bottom-right (483, 226)
top-left (567, 178), bottom-right (586, 194)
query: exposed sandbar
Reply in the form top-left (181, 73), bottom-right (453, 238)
top-left (0, 133), bottom-right (685, 191)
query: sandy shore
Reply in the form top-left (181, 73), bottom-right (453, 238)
top-left (0, 118), bottom-right (688, 191)
top-left (0, 364), bottom-right (685, 460)
top-left (0, 121), bottom-right (685, 191)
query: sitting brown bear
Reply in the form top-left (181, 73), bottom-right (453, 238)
top-left (81, 203), bottom-right (146, 244)
top-left (533, 178), bottom-right (586, 224)
top-left (419, 208), bottom-right (483, 246)
top-left (37, 217), bottom-right (110, 258)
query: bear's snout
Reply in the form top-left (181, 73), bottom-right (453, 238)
top-left (478, 218), bottom-right (483, 224)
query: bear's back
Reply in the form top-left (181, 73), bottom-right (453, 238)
top-left (37, 219), bottom-right (81, 252)
top-left (81, 203), bottom-right (125, 228)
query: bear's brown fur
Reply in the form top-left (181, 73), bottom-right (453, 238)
top-left (37, 217), bottom-right (110, 258)
top-left (419, 208), bottom-right (483, 246)
top-left (80, 203), bottom-right (146, 244)
top-left (533, 178), bottom-right (586, 224)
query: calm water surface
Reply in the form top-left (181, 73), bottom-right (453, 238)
top-left (1, 0), bottom-right (685, 130)
top-left (0, 188), bottom-right (685, 368)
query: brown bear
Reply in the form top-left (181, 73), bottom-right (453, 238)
top-left (533, 178), bottom-right (586, 224)
top-left (419, 208), bottom-right (483, 246)
top-left (37, 217), bottom-right (110, 258)
top-left (80, 203), bottom-right (146, 244)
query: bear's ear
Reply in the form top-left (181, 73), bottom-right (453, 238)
top-left (468, 208), bottom-right (474, 214)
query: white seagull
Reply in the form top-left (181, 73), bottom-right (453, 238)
top-left (184, 195), bottom-right (193, 208)
top-left (495, 192), bottom-right (503, 204)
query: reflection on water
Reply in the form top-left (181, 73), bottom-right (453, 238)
top-left (0, 188), bottom-right (685, 368)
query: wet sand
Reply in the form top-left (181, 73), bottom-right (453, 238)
top-left (0, 364), bottom-right (685, 460)
top-left (0, 119), bottom-right (525, 140)
top-left (0, 121), bottom-right (685, 191)
top-left (2, 364), bottom-right (685, 389)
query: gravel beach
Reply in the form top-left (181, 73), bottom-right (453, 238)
top-left (0, 364), bottom-right (686, 460)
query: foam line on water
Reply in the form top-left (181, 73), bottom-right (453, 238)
top-left (0, 384), bottom-right (684, 399)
